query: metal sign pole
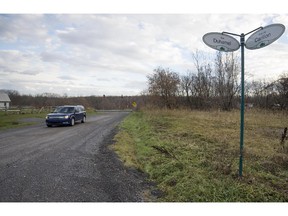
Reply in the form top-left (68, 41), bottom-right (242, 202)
top-left (203, 24), bottom-right (285, 177)
top-left (222, 31), bottom-right (246, 177)
top-left (239, 33), bottom-right (245, 177)
top-left (221, 28), bottom-right (266, 177)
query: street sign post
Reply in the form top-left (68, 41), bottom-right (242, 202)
top-left (203, 23), bottom-right (285, 177)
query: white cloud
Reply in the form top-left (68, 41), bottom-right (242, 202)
top-left (0, 14), bottom-right (287, 96)
top-left (0, 50), bottom-right (43, 75)
top-left (0, 15), bottom-right (48, 43)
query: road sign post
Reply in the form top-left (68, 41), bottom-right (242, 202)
top-left (203, 23), bottom-right (285, 177)
top-left (239, 33), bottom-right (245, 177)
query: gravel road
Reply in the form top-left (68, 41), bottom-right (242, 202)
top-left (0, 112), bottom-right (149, 202)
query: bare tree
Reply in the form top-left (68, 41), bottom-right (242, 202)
top-left (180, 71), bottom-right (193, 107)
top-left (262, 73), bottom-right (288, 110)
top-left (214, 52), bottom-right (240, 111)
top-left (275, 73), bottom-right (288, 110)
top-left (191, 50), bottom-right (214, 109)
top-left (147, 67), bottom-right (180, 109)
top-left (246, 80), bottom-right (266, 108)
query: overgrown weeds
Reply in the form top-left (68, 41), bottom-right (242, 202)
top-left (113, 109), bottom-right (288, 202)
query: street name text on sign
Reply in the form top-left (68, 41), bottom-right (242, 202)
top-left (246, 24), bottom-right (285, 50)
top-left (202, 32), bottom-right (240, 52)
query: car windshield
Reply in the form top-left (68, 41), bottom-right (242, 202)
top-left (53, 107), bottom-right (75, 113)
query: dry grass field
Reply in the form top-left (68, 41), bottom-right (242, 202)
top-left (113, 109), bottom-right (288, 201)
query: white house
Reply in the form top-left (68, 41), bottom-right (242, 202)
top-left (0, 93), bottom-right (11, 110)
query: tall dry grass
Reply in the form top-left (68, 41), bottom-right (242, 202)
top-left (114, 108), bottom-right (288, 201)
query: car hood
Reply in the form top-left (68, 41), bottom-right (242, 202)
top-left (47, 112), bottom-right (73, 116)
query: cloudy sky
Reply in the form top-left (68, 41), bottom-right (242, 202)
top-left (0, 2), bottom-right (288, 96)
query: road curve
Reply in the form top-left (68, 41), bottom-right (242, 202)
top-left (0, 112), bottom-right (147, 202)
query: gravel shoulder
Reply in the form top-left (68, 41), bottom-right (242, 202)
top-left (0, 112), bottom-right (150, 202)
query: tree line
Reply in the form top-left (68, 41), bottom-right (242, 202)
top-left (1, 50), bottom-right (287, 111)
top-left (147, 51), bottom-right (288, 111)
top-left (0, 90), bottom-right (143, 111)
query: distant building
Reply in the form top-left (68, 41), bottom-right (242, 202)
top-left (0, 93), bottom-right (11, 110)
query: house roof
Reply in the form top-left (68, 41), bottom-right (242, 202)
top-left (0, 93), bottom-right (11, 102)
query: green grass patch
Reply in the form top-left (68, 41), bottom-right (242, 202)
top-left (113, 109), bottom-right (288, 202)
top-left (0, 112), bottom-right (47, 130)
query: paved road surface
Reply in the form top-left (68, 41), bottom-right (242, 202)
top-left (0, 112), bottom-right (147, 202)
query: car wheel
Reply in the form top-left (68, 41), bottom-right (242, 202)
top-left (81, 116), bottom-right (86, 123)
top-left (70, 118), bottom-right (75, 126)
top-left (46, 124), bottom-right (52, 127)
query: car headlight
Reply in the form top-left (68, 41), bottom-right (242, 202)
top-left (46, 116), bottom-right (49, 119)
top-left (64, 115), bottom-right (69, 119)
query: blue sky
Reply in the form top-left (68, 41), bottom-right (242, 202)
top-left (0, 2), bottom-right (288, 96)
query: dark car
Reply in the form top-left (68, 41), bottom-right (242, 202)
top-left (46, 105), bottom-right (86, 127)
